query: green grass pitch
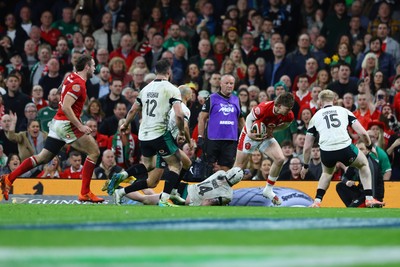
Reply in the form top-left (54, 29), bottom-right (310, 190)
top-left (1, 205), bottom-right (400, 267)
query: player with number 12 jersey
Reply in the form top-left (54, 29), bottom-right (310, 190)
top-left (137, 80), bottom-right (182, 141)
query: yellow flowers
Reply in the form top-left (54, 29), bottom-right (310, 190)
top-left (324, 55), bottom-right (340, 66)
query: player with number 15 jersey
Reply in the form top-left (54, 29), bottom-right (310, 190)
top-left (306, 105), bottom-right (355, 151)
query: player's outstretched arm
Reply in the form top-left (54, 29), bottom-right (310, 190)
top-left (121, 102), bottom-right (140, 134)
top-left (301, 133), bottom-right (315, 179)
top-left (351, 120), bottom-right (372, 147)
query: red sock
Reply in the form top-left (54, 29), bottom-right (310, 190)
top-left (80, 157), bottom-right (96, 195)
top-left (9, 157), bottom-right (37, 183)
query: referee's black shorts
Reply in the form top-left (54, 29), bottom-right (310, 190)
top-left (204, 139), bottom-right (237, 168)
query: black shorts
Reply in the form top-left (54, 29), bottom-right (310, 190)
top-left (204, 139), bottom-right (237, 168)
top-left (320, 144), bottom-right (359, 168)
top-left (140, 131), bottom-right (178, 167)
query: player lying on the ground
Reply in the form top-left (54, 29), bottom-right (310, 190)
top-left (106, 167), bottom-right (244, 206)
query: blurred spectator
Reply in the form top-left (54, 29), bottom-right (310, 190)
top-left (286, 33), bottom-right (314, 76)
top-left (335, 42), bottom-right (357, 75)
top-left (51, 6), bottom-right (79, 48)
top-left (238, 88), bottom-right (250, 117)
top-left (5, 52), bottom-right (30, 91)
top-left (60, 150), bottom-right (83, 179)
top-left (85, 118), bottom-right (109, 159)
top-left (3, 13), bottom-right (29, 54)
top-left (367, 1), bottom-right (400, 41)
top-left (292, 57), bottom-right (318, 92)
top-left (99, 102), bottom-right (128, 136)
top-left (172, 44), bottom-right (188, 85)
top-left (240, 31), bottom-right (260, 65)
top-left (79, 13), bottom-right (94, 35)
top-left (347, 16), bottom-right (366, 46)
top-left (243, 149), bottom-right (263, 180)
top-left (353, 92), bottom-right (380, 131)
top-left (107, 118), bottom-right (140, 169)
top-left (144, 33), bottom-right (166, 71)
top-left (207, 72), bottom-right (221, 93)
top-left (229, 48), bottom-right (247, 80)
top-left (0, 114), bottom-right (18, 155)
top-left (281, 156), bottom-right (315, 181)
top-left (341, 92), bottom-right (356, 112)
top-left (359, 52), bottom-right (379, 80)
top-left (2, 74), bottom-right (32, 131)
top-left (164, 23), bottom-right (189, 54)
top-left (189, 39), bottom-right (212, 69)
top-left (88, 66), bottom-right (111, 100)
top-left (38, 155), bottom-right (62, 178)
top-left (18, 5), bottom-right (33, 36)
top-left (356, 37), bottom-right (396, 79)
top-left (108, 56), bottom-right (133, 87)
top-left (320, 0), bottom-right (350, 54)
top-left (129, 67), bottom-right (146, 91)
top-left (252, 158), bottom-right (272, 181)
top-left (83, 34), bottom-right (96, 58)
top-left (93, 12), bottom-right (121, 53)
top-left (94, 48), bottom-right (110, 74)
top-left (54, 37), bottom-right (72, 75)
top-left (308, 143), bottom-right (322, 180)
top-left (30, 43), bottom-right (52, 87)
top-left (38, 58), bottom-right (63, 99)
top-left (197, 2), bottom-right (217, 35)
top-left (0, 35), bottom-right (14, 67)
top-left (262, 0), bottom-right (290, 43)
top-left (93, 149), bottom-right (123, 180)
top-left (264, 42), bottom-right (294, 87)
top-left (31, 85), bottom-right (49, 111)
top-left (109, 34), bottom-right (140, 70)
top-left (71, 31), bottom-right (85, 54)
top-left (0, 153), bottom-right (32, 177)
top-left (144, 7), bottom-right (164, 35)
top-left (81, 99), bottom-right (105, 125)
top-left (5, 112), bottom-right (47, 161)
top-left (99, 78), bottom-right (130, 118)
top-left (376, 22), bottom-right (400, 65)
top-left (22, 39), bottom-right (38, 70)
top-left (348, 0), bottom-right (369, 30)
top-left (294, 74), bottom-right (311, 112)
top-left (37, 88), bottom-right (59, 133)
top-left (327, 62), bottom-right (358, 99)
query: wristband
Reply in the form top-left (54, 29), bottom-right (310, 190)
top-left (366, 143), bottom-right (373, 150)
top-left (303, 164), bottom-right (309, 169)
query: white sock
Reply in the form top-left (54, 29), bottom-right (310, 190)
top-left (365, 196), bottom-right (373, 201)
top-left (171, 189), bottom-right (178, 195)
top-left (314, 198), bottom-right (321, 203)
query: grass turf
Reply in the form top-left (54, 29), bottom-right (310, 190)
top-left (0, 205), bottom-right (400, 247)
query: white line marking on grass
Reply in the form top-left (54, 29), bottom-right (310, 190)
top-left (0, 246), bottom-right (400, 267)
top-left (2, 218), bottom-right (400, 231)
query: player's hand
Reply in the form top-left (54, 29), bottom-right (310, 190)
top-left (345, 180), bottom-right (355, 187)
top-left (300, 167), bottom-right (308, 179)
top-left (119, 123), bottom-right (129, 134)
top-left (78, 125), bottom-right (92, 135)
top-left (248, 132), bottom-right (264, 141)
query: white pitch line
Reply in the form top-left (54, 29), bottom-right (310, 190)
top-left (1, 246), bottom-right (400, 267)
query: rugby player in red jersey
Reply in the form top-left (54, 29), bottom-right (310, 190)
top-left (1, 54), bottom-right (104, 202)
top-left (234, 92), bottom-right (295, 205)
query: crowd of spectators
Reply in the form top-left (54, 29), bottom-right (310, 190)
top-left (0, 0), bottom-right (400, 182)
